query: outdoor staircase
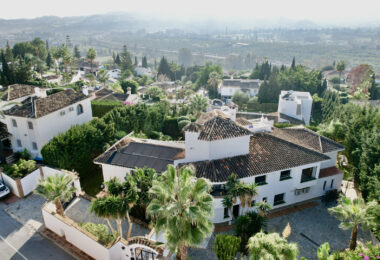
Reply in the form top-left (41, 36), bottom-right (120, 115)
top-left (5, 154), bottom-right (17, 164)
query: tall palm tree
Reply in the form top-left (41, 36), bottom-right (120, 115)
top-left (35, 174), bottom-right (76, 216)
top-left (96, 69), bottom-right (109, 88)
top-left (247, 231), bottom-right (299, 260)
top-left (86, 48), bottom-right (96, 72)
top-left (328, 196), bottom-right (374, 250)
top-left (147, 165), bottom-right (214, 260)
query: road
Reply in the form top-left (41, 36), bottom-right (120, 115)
top-left (0, 203), bottom-right (74, 260)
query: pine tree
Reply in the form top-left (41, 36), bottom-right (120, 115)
top-left (115, 53), bottom-right (121, 65)
top-left (134, 56), bottom-right (138, 66)
top-left (369, 74), bottom-right (379, 100)
top-left (291, 57), bottom-right (296, 70)
top-left (142, 56), bottom-right (148, 68)
top-left (119, 45), bottom-right (133, 74)
top-left (46, 52), bottom-right (53, 69)
top-left (73, 45), bottom-right (81, 59)
top-left (157, 56), bottom-right (171, 79)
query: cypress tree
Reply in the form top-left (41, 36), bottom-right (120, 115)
top-left (291, 57), bottom-right (296, 70)
top-left (157, 56), bottom-right (171, 79)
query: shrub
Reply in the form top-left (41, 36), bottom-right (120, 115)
top-left (235, 211), bottom-right (267, 254)
top-left (322, 189), bottom-right (339, 205)
top-left (91, 100), bottom-right (122, 118)
top-left (274, 123), bottom-right (295, 128)
top-left (162, 117), bottom-right (181, 139)
top-left (247, 101), bottom-right (278, 112)
top-left (79, 222), bottom-right (115, 245)
top-left (5, 159), bottom-right (37, 179)
top-left (214, 234), bottom-right (241, 260)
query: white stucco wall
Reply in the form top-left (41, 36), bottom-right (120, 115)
top-left (220, 87), bottom-right (258, 98)
top-left (321, 151), bottom-right (338, 169)
top-left (6, 98), bottom-right (92, 159)
top-left (0, 172), bottom-right (20, 197)
top-left (211, 161), bottom-right (343, 224)
top-left (181, 132), bottom-right (250, 163)
top-left (101, 164), bottom-right (132, 183)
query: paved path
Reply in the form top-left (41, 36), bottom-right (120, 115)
top-left (0, 202), bottom-right (74, 260)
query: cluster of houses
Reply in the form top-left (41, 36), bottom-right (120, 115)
top-left (0, 82), bottom-right (344, 259)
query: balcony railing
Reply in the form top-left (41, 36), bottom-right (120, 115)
top-left (301, 176), bottom-right (316, 183)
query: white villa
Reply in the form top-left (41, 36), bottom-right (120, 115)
top-left (219, 79), bottom-right (261, 100)
top-left (277, 90), bottom-right (313, 125)
top-left (94, 109), bottom-right (344, 224)
top-left (3, 87), bottom-right (92, 160)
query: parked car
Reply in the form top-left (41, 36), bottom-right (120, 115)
top-left (0, 183), bottom-right (10, 199)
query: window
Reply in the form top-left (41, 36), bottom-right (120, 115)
top-left (12, 119), bottom-right (17, 127)
top-left (274, 193), bottom-right (285, 206)
top-left (323, 181), bottom-right (327, 191)
top-left (69, 107), bottom-right (74, 112)
top-left (77, 104), bottom-right (84, 115)
top-left (251, 200), bottom-right (256, 207)
top-left (224, 208), bottom-right (229, 219)
top-left (32, 142), bottom-right (38, 150)
top-left (60, 111), bottom-right (66, 116)
top-left (301, 167), bottom-right (316, 183)
top-left (280, 170), bottom-right (291, 181)
top-left (16, 139), bottom-right (22, 147)
top-left (330, 179), bottom-right (334, 189)
top-left (255, 175), bottom-right (267, 185)
top-left (28, 121), bottom-right (33, 130)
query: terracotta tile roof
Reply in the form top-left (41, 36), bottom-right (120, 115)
top-left (4, 89), bottom-right (90, 118)
top-left (270, 127), bottom-right (345, 153)
top-left (186, 133), bottom-right (330, 182)
top-left (183, 115), bottom-right (251, 141)
top-left (319, 166), bottom-right (343, 178)
top-left (235, 117), bottom-right (251, 126)
top-left (5, 84), bottom-right (35, 101)
top-left (94, 141), bottom-right (185, 172)
top-left (93, 88), bottom-right (128, 102)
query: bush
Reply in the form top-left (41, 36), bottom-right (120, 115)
top-left (235, 211), bottom-right (267, 253)
top-left (79, 222), bottom-right (115, 245)
top-left (274, 123), bottom-right (295, 128)
top-left (4, 159), bottom-right (37, 179)
top-left (162, 117), bottom-right (181, 139)
top-left (214, 234), bottom-right (241, 260)
top-left (91, 100), bottom-right (122, 118)
top-left (330, 76), bottom-right (341, 84)
top-left (322, 189), bottom-right (339, 205)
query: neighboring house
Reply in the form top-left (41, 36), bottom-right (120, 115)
top-left (4, 89), bottom-right (92, 159)
top-left (135, 66), bottom-right (153, 77)
top-left (277, 90), bottom-right (312, 125)
top-left (95, 109), bottom-right (344, 224)
top-left (93, 88), bottom-right (139, 105)
top-left (219, 79), bottom-right (261, 99)
top-left (106, 69), bottom-right (120, 83)
top-left (1, 84), bottom-right (36, 108)
top-left (77, 60), bottom-right (101, 74)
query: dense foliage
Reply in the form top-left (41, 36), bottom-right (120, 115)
top-left (91, 100), bottom-right (122, 118)
top-left (79, 222), bottom-right (115, 245)
top-left (4, 159), bottom-right (37, 179)
top-left (214, 234), bottom-right (241, 260)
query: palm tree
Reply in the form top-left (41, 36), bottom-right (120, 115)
top-left (255, 201), bottom-right (272, 217)
top-left (86, 48), bottom-right (96, 72)
top-left (35, 174), bottom-right (76, 216)
top-left (247, 231), bottom-right (299, 260)
top-left (50, 46), bottom-right (61, 75)
top-left (89, 197), bottom-right (116, 234)
top-left (189, 94), bottom-right (209, 118)
top-left (328, 196), bottom-right (374, 250)
top-left (207, 71), bottom-right (222, 97)
top-left (244, 183), bottom-right (259, 213)
top-left (97, 69), bottom-right (109, 88)
top-left (91, 178), bottom-right (139, 239)
top-left (147, 165), bottom-right (214, 260)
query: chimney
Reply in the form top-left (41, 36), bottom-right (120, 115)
top-left (34, 87), bottom-right (47, 98)
top-left (82, 87), bottom-right (89, 96)
top-left (127, 87), bottom-right (131, 95)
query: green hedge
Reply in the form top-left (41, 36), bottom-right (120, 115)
top-left (247, 102), bottom-right (278, 112)
top-left (91, 100), bottom-right (123, 118)
top-left (162, 117), bottom-right (181, 139)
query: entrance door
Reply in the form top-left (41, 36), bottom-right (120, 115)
top-left (232, 205), bottom-right (240, 219)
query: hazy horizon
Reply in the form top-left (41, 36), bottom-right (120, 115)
top-left (2, 0), bottom-right (380, 27)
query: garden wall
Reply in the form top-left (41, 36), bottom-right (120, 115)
top-left (42, 203), bottom-right (161, 260)
top-left (0, 166), bottom-right (82, 198)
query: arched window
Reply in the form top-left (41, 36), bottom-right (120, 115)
top-left (77, 104), bottom-right (84, 115)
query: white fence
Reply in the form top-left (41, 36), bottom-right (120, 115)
top-left (0, 166), bottom-right (82, 198)
top-left (42, 203), bottom-right (161, 260)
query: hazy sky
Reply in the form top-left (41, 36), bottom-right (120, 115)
top-left (1, 0), bottom-right (379, 23)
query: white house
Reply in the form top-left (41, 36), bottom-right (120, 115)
top-left (4, 88), bottom-right (92, 160)
top-left (135, 66), bottom-right (153, 77)
top-left (95, 109), bottom-right (344, 224)
top-left (277, 90), bottom-right (313, 125)
top-left (219, 79), bottom-right (261, 99)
